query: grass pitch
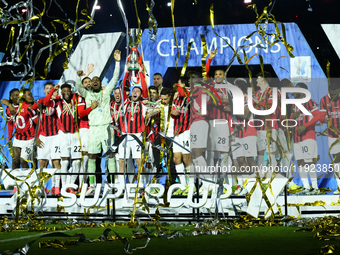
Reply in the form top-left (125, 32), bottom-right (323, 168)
top-left (1, 223), bottom-right (339, 255)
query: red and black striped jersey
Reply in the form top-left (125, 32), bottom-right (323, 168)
top-left (253, 85), bottom-right (280, 131)
top-left (208, 87), bottom-right (228, 120)
top-left (291, 99), bottom-right (319, 143)
top-left (7, 102), bottom-right (38, 140)
top-left (78, 95), bottom-right (89, 129)
top-left (51, 94), bottom-right (84, 133)
top-left (190, 85), bottom-right (210, 123)
top-left (110, 100), bottom-right (124, 137)
top-left (120, 100), bottom-right (147, 134)
top-left (172, 95), bottom-right (190, 135)
top-left (36, 98), bottom-right (58, 137)
top-left (320, 94), bottom-right (340, 138)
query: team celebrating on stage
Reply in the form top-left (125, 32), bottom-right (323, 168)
top-left (2, 48), bottom-right (340, 197)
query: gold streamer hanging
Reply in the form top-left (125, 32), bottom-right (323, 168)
top-left (171, 0), bottom-right (180, 67)
top-left (200, 34), bottom-right (208, 79)
top-left (180, 41), bottom-right (194, 77)
top-left (5, 26), bottom-right (15, 51)
top-left (134, 0), bottom-right (143, 44)
top-left (326, 60), bottom-right (331, 88)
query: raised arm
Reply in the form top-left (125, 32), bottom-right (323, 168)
top-left (42, 85), bottom-right (59, 107)
top-left (1, 99), bottom-right (16, 115)
top-left (76, 71), bottom-right (88, 98)
top-left (206, 48), bottom-right (217, 79)
top-left (105, 50), bottom-right (121, 96)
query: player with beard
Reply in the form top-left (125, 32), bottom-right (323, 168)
top-left (43, 84), bottom-right (94, 194)
top-left (152, 73), bottom-right (163, 95)
top-left (189, 71), bottom-right (212, 193)
top-left (117, 86), bottom-right (148, 188)
top-left (171, 77), bottom-right (191, 193)
top-left (108, 87), bottom-right (122, 183)
top-left (34, 82), bottom-right (61, 195)
top-left (205, 48), bottom-right (233, 190)
top-left (290, 83), bottom-right (320, 195)
top-left (148, 86), bottom-right (160, 103)
top-left (2, 89), bottom-right (19, 168)
top-left (3, 89), bottom-right (38, 171)
top-left (320, 82), bottom-right (340, 194)
top-left (231, 78), bottom-right (258, 195)
top-left (143, 86), bottom-right (161, 183)
top-left (76, 71), bottom-right (95, 191)
top-left (252, 71), bottom-right (280, 178)
top-left (76, 50), bottom-right (121, 195)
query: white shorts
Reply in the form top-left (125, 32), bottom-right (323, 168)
top-left (294, 139), bottom-right (318, 162)
top-left (329, 137), bottom-right (340, 155)
top-left (173, 130), bottom-right (190, 154)
top-left (231, 138), bottom-right (243, 158)
top-left (232, 136), bottom-right (257, 158)
top-left (88, 124), bottom-right (115, 154)
top-left (207, 119), bottom-right (230, 152)
top-left (256, 129), bottom-right (277, 153)
top-left (79, 128), bottom-right (89, 152)
top-left (59, 130), bottom-right (82, 159)
top-left (190, 120), bottom-right (209, 149)
top-left (37, 134), bottom-right (61, 160)
top-left (119, 133), bottom-right (143, 159)
top-left (13, 138), bottom-right (34, 160)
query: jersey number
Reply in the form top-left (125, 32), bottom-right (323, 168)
top-left (74, 146), bottom-right (81, 153)
top-left (183, 140), bottom-right (189, 147)
top-left (55, 146), bottom-right (61, 153)
top-left (218, 137), bottom-right (226, 144)
top-left (191, 135), bottom-right (197, 142)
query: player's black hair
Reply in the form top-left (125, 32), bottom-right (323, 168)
top-left (61, 83), bottom-right (72, 90)
top-left (160, 87), bottom-right (172, 97)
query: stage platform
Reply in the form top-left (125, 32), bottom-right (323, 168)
top-left (1, 189), bottom-right (339, 221)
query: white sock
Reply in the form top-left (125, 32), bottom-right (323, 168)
top-left (55, 169), bottom-right (61, 188)
top-left (71, 159), bottom-right (81, 184)
top-left (257, 155), bottom-right (265, 177)
top-left (60, 160), bottom-right (69, 187)
top-left (299, 165), bottom-right (310, 189)
top-left (308, 165), bottom-right (318, 189)
top-left (52, 175), bottom-right (56, 187)
top-left (176, 163), bottom-right (186, 185)
top-left (118, 174), bottom-right (125, 187)
top-left (79, 155), bottom-right (89, 186)
top-left (334, 163), bottom-right (340, 189)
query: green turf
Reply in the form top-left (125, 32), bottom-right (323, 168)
top-left (1, 224), bottom-right (339, 255)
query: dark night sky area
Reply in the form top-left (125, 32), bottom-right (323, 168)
top-left (0, 0), bottom-right (340, 81)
